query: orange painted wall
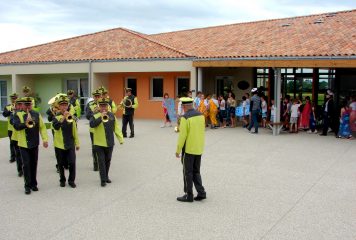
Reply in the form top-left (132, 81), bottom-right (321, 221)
top-left (109, 72), bottom-right (190, 119)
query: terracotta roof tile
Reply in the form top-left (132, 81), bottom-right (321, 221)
top-left (0, 28), bottom-right (189, 64)
top-left (149, 9), bottom-right (356, 59)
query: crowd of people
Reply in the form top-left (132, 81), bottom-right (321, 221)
top-left (161, 88), bottom-right (356, 139)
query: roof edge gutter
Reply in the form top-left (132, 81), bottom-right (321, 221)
top-left (193, 56), bottom-right (356, 61)
top-left (0, 57), bottom-right (196, 67)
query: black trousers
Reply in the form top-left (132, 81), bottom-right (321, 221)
top-left (55, 147), bottom-right (76, 183)
top-left (122, 114), bottom-right (134, 136)
top-left (13, 141), bottom-right (22, 173)
top-left (181, 153), bottom-right (206, 196)
top-left (94, 146), bottom-right (113, 183)
top-left (90, 132), bottom-right (98, 168)
top-left (8, 130), bottom-right (16, 161)
top-left (19, 147), bottom-right (39, 189)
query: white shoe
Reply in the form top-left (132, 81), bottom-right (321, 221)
top-left (314, 130), bottom-right (318, 134)
top-left (160, 125), bottom-right (166, 128)
top-left (307, 130), bottom-right (312, 134)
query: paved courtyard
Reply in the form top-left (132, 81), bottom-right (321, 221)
top-left (0, 120), bottom-right (355, 240)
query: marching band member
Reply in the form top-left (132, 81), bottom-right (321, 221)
top-left (13, 97), bottom-right (48, 195)
top-left (9, 98), bottom-right (24, 177)
top-left (121, 88), bottom-right (139, 138)
top-left (52, 96), bottom-right (80, 188)
top-left (99, 86), bottom-right (117, 114)
top-left (2, 93), bottom-right (18, 163)
top-left (89, 97), bottom-right (124, 187)
top-left (86, 90), bottom-right (102, 171)
top-left (67, 90), bottom-right (81, 118)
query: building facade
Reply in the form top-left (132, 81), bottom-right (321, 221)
top-left (1, 10), bottom-right (355, 119)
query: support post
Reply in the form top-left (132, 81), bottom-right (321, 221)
top-left (273, 68), bottom-right (282, 136)
top-left (197, 67), bottom-right (203, 92)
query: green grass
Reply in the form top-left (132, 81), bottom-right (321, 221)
top-left (0, 120), bottom-right (51, 139)
top-left (0, 121), bottom-right (7, 138)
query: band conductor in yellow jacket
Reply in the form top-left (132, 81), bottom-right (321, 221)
top-left (175, 97), bottom-right (207, 202)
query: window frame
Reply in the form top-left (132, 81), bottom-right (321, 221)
top-left (150, 77), bottom-right (164, 100)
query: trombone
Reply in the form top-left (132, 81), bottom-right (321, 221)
top-left (26, 109), bottom-right (35, 128)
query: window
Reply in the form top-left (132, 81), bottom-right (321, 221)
top-left (150, 77), bottom-right (163, 99)
top-left (0, 81), bottom-right (7, 111)
top-left (126, 78), bottom-right (137, 96)
top-left (176, 77), bottom-right (190, 97)
top-left (256, 68), bottom-right (269, 96)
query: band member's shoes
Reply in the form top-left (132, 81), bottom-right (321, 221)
top-left (18, 171), bottom-right (23, 177)
top-left (25, 188), bottom-right (31, 195)
top-left (101, 182), bottom-right (107, 187)
top-left (68, 182), bottom-right (76, 188)
top-left (31, 186), bottom-right (39, 191)
top-left (9, 159), bottom-right (15, 163)
top-left (106, 179), bottom-right (112, 183)
top-left (123, 135), bottom-right (127, 138)
top-left (177, 194), bottom-right (193, 202)
top-left (129, 135), bottom-right (134, 138)
top-left (194, 194), bottom-right (206, 201)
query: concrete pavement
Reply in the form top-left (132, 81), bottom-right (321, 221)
top-left (0, 120), bottom-right (355, 240)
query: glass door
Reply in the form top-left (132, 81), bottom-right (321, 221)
top-left (0, 81), bottom-right (8, 111)
top-left (66, 78), bottom-right (89, 114)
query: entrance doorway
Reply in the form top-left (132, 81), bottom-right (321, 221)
top-left (66, 78), bottom-right (89, 113)
top-left (216, 76), bottom-right (233, 97)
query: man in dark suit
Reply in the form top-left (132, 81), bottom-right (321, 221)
top-left (320, 90), bottom-right (336, 136)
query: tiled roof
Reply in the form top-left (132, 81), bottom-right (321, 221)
top-left (0, 28), bottom-right (189, 64)
top-left (149, 9), bottom-right (356, 59)
top-left (0, 9), bottom-right (355, 64)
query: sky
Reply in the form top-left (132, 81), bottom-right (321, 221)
top-left (0, 0), bottom-right (355, 53)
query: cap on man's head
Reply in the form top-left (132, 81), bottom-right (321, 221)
top-left (15, 97), bottom-right (25, 104)
top-left (92, 90), bottom-right (101, 96)
top-left (22, 86), bottom-right (31, 93)
top-left (10, 93), bottom-right (18, 99)
top-left (23, 97), bottom-right (33, 105)
top-left (125, 88), bottom-right (132, 92)
top-left (67, 90), bottom-right (75, 95)
top-left (180, 97), bottom-right (194, 105)
top-left (251, 88), bottom-right (258, 93)
top-left (57, 95), bottom-right (69, 105)
top-left (98, 97), bottom-right (110, 105)
top-left (98, 86), bottom-right (108, 94)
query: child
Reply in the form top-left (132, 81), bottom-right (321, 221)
top-left (307, 102), bottom-right (317, 134)
top-left (218, 95), bottom-right (227, 128)
top-left (261, 96), bottom-right (267, 128)
top-left (161, 93), bottom-right (173, 128)
top-left (289, 99), bottom-right (301, 133)
top-left (241, 96), bottom-right (249, 128)
top-left (269, 99), bottom-right (276, 123)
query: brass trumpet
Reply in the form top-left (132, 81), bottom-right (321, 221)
top-left (66, 114), bottom-right (74, 123)
top-left (26, 109), bottom-right (35, 128)
top-left (101, 112), bottom-right (109, 123)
